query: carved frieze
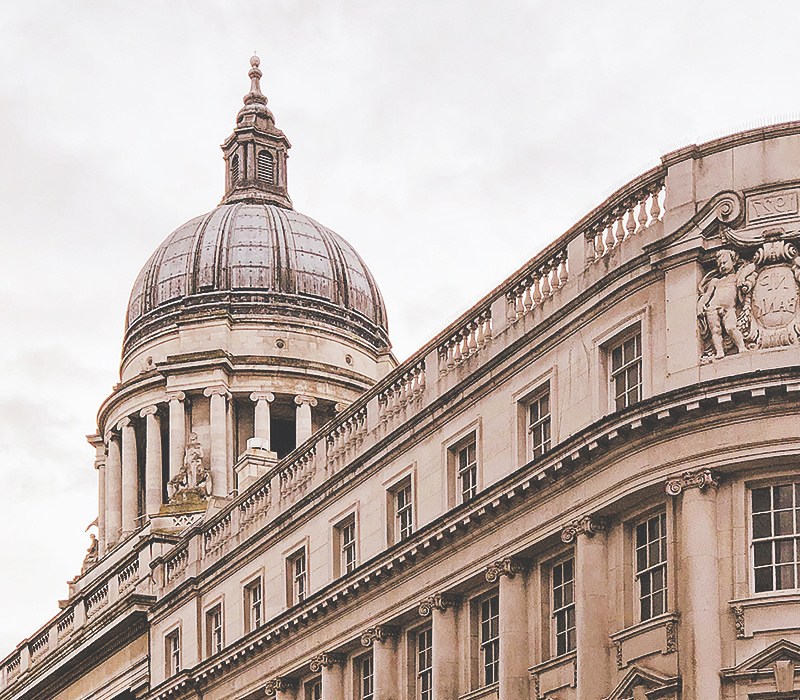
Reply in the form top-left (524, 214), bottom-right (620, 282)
top-left (361, 625), bottom-right (399, 647)
top-left (418, 593), bottom-right (460, 617)
top-left (485, 556), bottom-right (527, 582)
top-left (561, 515), bottom-right (608, 543)
top-left (665, 468), bottom-right (719, 496)
top-left (698, 202), bottom-right (800, 360)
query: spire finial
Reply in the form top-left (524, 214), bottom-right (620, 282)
top-left (244, 54), bottom-right (267, 106)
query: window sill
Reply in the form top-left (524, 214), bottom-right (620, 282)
top-left (729, 591), bottom-right (800, 639)
top-left (610, 611), bottom-right (678, 643)
top-left (458, 683), bottom-right (498, 700)
top-left (529, 652), bottom-right (576, 695)
top-left (609, 613), bottom-right (678, 668)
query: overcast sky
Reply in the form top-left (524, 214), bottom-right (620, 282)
top-left (2, 0), bottom-right (800, 654)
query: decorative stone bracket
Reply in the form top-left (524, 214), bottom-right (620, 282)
top-left (264, 678), bottom-right (298, 695)
top-left (665, 468), bottom-right (719, 496)
top-left (309, 652), bottom-right (345, 672)
top-left (561, 515), bottom-right (608, 543)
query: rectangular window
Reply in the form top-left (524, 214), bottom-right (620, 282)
top-left (395, 481), bottom-right (414, 542)
top-left (165, 628), bottom-right (181, 677)
top-left (635, 512), bottom-right (667, 620)
top-left (360, 654), bottom-right (374, 700)
top-left (480, 594), bottom-right (499, 686)
top-left (340, 517), bottom-right (357, 575)
top-left (457, 440), bottom-right (478, 503)
top-left (244, 578), bottom-right (262, 633)
top-left (293, 550), bottom-right (307, 604)
top-left (206, 604), bottom-right (223, 656)
top-left (552, 558), bottom-right (576, 656)
top-left (417, 627), bottom-right (433, 700)
top-left (306, 678), bottom-right (322, 700)
top-left (752, 483), bottom-right (800, 592)
top-left (610, 332), bottom-right (642, 411)
top-left (528, 389), bottom-right (551, 460)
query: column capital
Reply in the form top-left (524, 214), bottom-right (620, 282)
top-left (361, 624), bottom-right (400, 647)
top-left (418, 593), bottom-right (461, 617)
top-left (139, 405), bottom-right (159, 418)
top-left (485, 556), bottom-right (527, 582)
top-left (116, 416), bottom-right (132, 431)
top-left (204, 385), bottom-right (231, 399)
top-left (665, 468), bottom-right (719, 496)
top-left (309, 652), bottom-right (345, 672)
top-left (561, 515), bottom-right (608, 543)
top-left (294, 394), bottom-right (318, 407)
top-left (250, 391), bottom-right (275, 403)
top-left (265, 678), bottom-right (298, 694)
top-left (165, 390), bottom-right (186, 403)
top-left (103, 429), bottom-right (118, 444)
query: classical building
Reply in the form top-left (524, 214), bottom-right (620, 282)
top-left (3, 57), bottom-right (800, 700)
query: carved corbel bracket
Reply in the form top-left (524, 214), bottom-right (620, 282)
top-left (361, 624), bottom-right (399, 647)
top-left (733, 605), bottom-right (745, 639)
top-left (309, 652), bottom-right (345, 672)
top-left (265, 678), bottom-right (298, 694)
top-left (485, 556), bottom-right (527, 583)
top-left (665, 468), bottom-right (719, 496)
top-left (561, 515), bottom-right (609, 543)
top-left (418, 593), bottom-right (460, 617)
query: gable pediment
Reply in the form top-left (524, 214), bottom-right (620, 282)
top-left (605, 664), bottom-right (680, 700)
top-left (722, 638), bottom-right (800, 678)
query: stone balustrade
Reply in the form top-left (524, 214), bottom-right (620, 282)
top-left (279, 446), bottom-right (317, 504)
top-left (0, 550), bottom-right (145, 689)
top-left (378, 362), bottom-right (426, 425)
top-left (505, 249), bottom-right (569, 324)
top-left (165, 546), bottom-right (190, 585)
top-left (326, 406), bottom-right (367, 472)
top-left (203, 513), bottom-right (232, 557)
top-left (585, 175), bottom-right (665, 261)
top-left (239, 481), bottom-right (271, 526)
top-left (438, 313), bottom-right (492, 375)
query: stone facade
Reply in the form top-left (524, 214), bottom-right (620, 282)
top-left (2, 60), bottom-right (800, 700)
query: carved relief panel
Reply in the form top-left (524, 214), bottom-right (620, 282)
top-left (698, 187), bottom-right (800, 362)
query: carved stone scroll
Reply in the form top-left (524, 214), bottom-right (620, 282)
top-left (418, 593), bottom-right (460, 617)
top-left (665, 469), bottom-right (719, 496)
top-left (361, 625), bottom-right (399, 647)
top-left (485, 556), bottom-right (527, 583)
top-left (309, 652), bottom-right (345, 672)
top-left (561, 515), bottom-right (608, 543)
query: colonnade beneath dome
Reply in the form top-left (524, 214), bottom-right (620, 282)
top-left (94, 389), bottom-right (334, 551)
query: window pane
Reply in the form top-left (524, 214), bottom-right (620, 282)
top-left (775, 484), bottom-right (794, 510)
top-left (776, 564), bottom-right (796, 590)
top-left (776, 539), bottom-right (795, 563)
top-left (775, 511), bottom-right (794, 536)
top-left (753, 513), bottom-right (772, 539)
top-left (753, 541), bottom-right (772, 567)
top-left (752, 487), bottom-right (771, 513)
top-left (755, 566), bottom-right (774, 592)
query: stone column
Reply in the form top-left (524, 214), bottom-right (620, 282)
top-left (666, 469), bottom-right (721, 700)
top-left (294, 395), bottom-right (317, 445)
top-left (486, 558), bottom-right (529, 700)
top-left (250, 391), bottom-right (275, 447)
top-left (204, 386), bottom-right (231, 497)
top-left (140, 406), bottom-right (162, 516)
top-left (166, 391), bottom-right (186, 482)
top-left (105, 431), bottom-right (122, 546)
top-left (362, 625), bottom-right (399, 700)
top-left (561, 516), bottom-right (610, 700)
top-left (118, 417), bottom-right (138, 535)
top-left (419, 594), bottom-right (460, 699)
top-left (310, 653), bottom-right (345, 700)
top-left (87, 434), bottom-right (106, 554)
top-left (267, 678), bottom-right (298, 700)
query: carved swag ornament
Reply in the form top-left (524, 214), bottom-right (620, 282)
top-left (698, 198), bottom-right (800, 361)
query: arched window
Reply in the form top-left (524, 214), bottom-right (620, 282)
top-left (257, 150), bottom-right (274, 184)
top-left (230, 153), bottom-right (240, 185)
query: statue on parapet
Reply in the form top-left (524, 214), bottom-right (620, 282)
top-left (81, 533), bottom-right (99, 574)
top-left (167, 432), bottom-right (213, 503)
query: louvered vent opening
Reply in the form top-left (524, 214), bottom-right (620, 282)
top-left (231, 154), bottom-right (240, 185)
top-left (257, 150), bottom-right (275, 184)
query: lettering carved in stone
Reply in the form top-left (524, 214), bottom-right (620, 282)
top-left (698, 236), bottom-right (800, 361)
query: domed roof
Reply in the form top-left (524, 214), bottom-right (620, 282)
top-left (122, 58), bottom-right (390, 361)
top-left (124, 203), bottom-right (389, 356)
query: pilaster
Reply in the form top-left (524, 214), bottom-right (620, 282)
top-left (361, 625), bottom-right (399, 700)
top-left (419, 594), bottom-right (460, 699)
top-left (205, 386), bottom-right (231, 496)
top-left (166, 391), bottom-right (186, 482)
top-left (294, 395), bottom-right (317, 445)
top-left (310, 653), bottom-right (345, 700)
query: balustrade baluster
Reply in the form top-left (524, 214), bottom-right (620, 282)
top-left (650, 185), bottom-right (663, 221)
top-left (637, 196), bottom-right (649, 230)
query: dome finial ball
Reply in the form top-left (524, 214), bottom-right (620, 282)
top-left (250, 55), bottom-right (260, 68)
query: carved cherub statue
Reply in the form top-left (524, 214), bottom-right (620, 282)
top-left (697, 248), bottom-right (755, 359)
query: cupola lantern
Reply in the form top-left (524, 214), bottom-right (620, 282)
top-left (221, 55), bottom-right (292, 208)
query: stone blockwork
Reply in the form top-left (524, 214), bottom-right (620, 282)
top-left (4, 62), bottom-right (800, 700)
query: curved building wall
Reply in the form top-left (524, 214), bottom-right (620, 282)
top-left (5, 123), bottom-right (800, 700)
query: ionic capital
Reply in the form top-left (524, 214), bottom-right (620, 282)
top-left (204, 385), bottom-right (231, 399)
top-left (361, 624), bottom-right (400, 647)
top-left (665, 468), bottom-right (719, 496)
top-left (165, 390), bottom-right (186, 403)
top-left (116, 417), bottom-right (132, 431)
top-left (139, 405), bottom-right (158, 418)
top-left (309, 652), bottom-right (345, 672)
top-left (561, 515), bottom-right (608, 543)
top-left (250, 391), bottom-right (275, 403)
top-left (418, 593), bottom-right (460, 617)
top-left (103, 430), bottom-right (117, 444)
top-left (485, 556), bottom-right (527, 583)
top-left (334, 402), bottom-right (347, 413)
top-left (294, 394), bottom-right (318, 407)
top-left (265, 678), bottom-right (298, 694)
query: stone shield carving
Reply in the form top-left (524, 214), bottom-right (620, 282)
top-left (698, 235), bottom-right (800, 360)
